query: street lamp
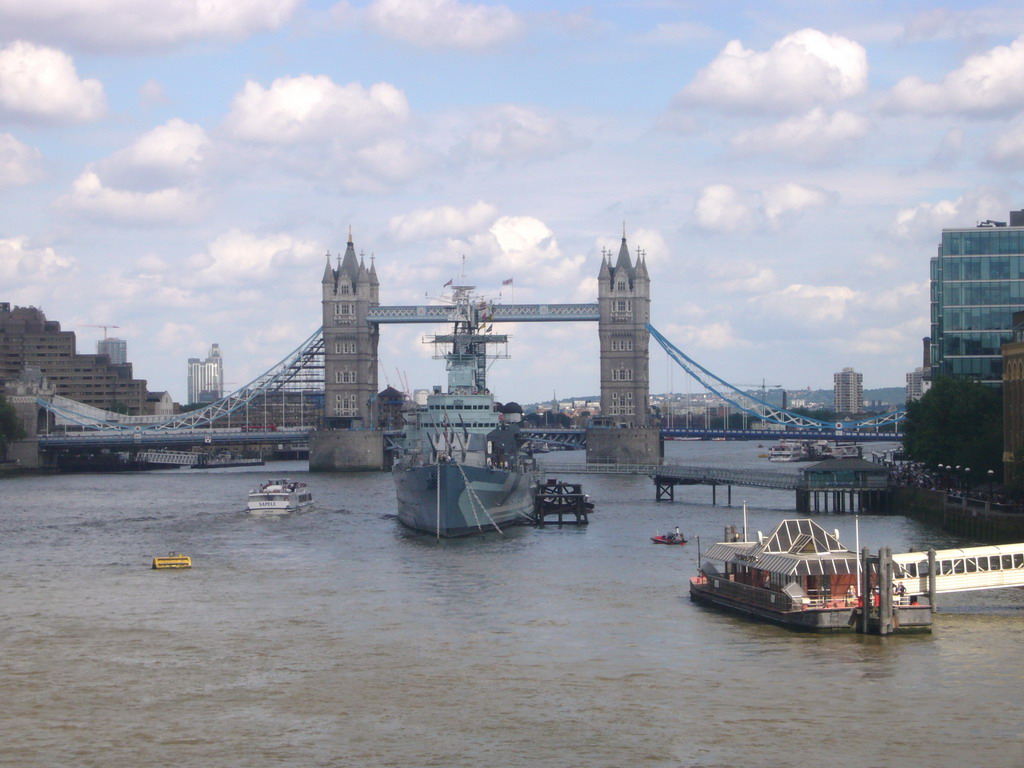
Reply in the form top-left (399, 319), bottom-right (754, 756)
top-left (988, 469), bottom-right (995, 502)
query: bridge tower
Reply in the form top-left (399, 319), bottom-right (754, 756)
top-left (589, 230), bottom-right (661, 463)
top-left (597, 230), bottom-right (650, 427)
top-left (320, 231), bottom-right (380, 428)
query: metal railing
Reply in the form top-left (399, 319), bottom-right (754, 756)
top-left (538, 461), bottom-right (801, 490)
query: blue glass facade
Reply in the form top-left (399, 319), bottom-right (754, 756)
top-left (931, 218), bottom-right (1024, 386)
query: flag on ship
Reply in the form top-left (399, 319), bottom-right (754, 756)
top-left (502, 278), bottom-right (513, 285)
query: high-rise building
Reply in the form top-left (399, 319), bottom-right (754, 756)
top-left (930, 209), bottom-right (1024, 386)
top-left (97, 337), bottom-right (127, 365)
top-left (187, 343), bottom-right (223, 404)
top-left (834, 367), bottom-right (863, 414)
top-left (906, 368), bottom-right (927, 402)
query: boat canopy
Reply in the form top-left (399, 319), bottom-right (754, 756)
top-left (703, 518), bottom-right (859, 577)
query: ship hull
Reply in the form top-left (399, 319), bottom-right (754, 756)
top-left (394, 462), bottom-right (535, 537)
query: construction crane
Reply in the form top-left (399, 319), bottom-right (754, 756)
top-left (83, 324), bottom-right (120, 338)
top-left (738, 380), bottom-right (783, 397)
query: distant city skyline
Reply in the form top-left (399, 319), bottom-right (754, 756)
top-left (5, 2), bottom-right (1024, 403)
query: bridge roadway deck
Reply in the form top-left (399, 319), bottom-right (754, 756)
top-left (536, 461), bottom-right (801, 491)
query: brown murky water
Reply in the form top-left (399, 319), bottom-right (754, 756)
top-left (3, 444), bottom-right (1023, 767)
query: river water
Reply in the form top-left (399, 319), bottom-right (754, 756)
top-left (3, 440), bottom-right (1023, 767)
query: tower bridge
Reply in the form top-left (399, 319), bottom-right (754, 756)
top-left (17, 228), bottom-right (906, 471)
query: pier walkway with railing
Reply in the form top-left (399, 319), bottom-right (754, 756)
top-left (536, 462), bottom-right (800, 491)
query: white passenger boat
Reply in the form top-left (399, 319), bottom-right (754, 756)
top-left (767, 440), bottom-right (810, 462)
top-left (246, 479), bottom-right (313, 513)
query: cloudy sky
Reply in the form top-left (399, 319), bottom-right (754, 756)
top-left (3, 0), bottom-right (1024, 405)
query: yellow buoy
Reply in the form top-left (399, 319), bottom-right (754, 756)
top-left (152, 552), bottom-right (192, 569)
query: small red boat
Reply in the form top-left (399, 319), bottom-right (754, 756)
top-left (651, 533), bottom-right (687, 545)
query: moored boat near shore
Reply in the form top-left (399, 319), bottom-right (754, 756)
top-left (690, 518), bottom-right (932, 633)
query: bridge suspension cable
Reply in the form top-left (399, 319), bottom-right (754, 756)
top-left (646, 324), bottom-right (905, 432)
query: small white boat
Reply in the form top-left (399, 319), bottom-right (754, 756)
top-left (767, 440), bottom-right (810, 462)
top-left (246, 479), bottom-right (313, 514)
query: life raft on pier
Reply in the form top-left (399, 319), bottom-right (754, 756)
top-left (152, 552), bottom-right (192, 569)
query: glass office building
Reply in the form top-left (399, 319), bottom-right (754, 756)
top-left (930, 210), bottom-right (1024, 386)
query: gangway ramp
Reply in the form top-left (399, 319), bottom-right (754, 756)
top-left (893, 543), bottom-right (1024, 595)
top-left (136, 450), bottom-right (198, 467)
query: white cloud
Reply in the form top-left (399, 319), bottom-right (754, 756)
top-left (139, 80), bottom-right (169, 107)
top-left (421, 215), bottom-right (585, 288)
top-left (636, 20), bottom-right (714, 44)
top-left (662, 321), bottom-right (749, 351)
top-left (900, 8), bottom-right (1024, 42)
top-left (224, 75), bottom-right (409, 144)
top-left (0, 0), bottom-right (300, 49)
top-left (888, 190), bottom-right (1009, 241)
top-left (344, 138), bottom-right (429, 193)
top-left (694, 184), bottom-right (757, 232)
top-left (192, 229), bottom-right (321, 281)
top-left (94, 119), bottom-right (209, 190)
top-left (708, 261), bottom-right (778, 293)
top-left (883, 35), bottom-right (1024, 117)
top-left (0, 236), bottom-right (74, 280)
top-left (62, 171), bottom-right (202, 225)
top-left (987, 121), bottom-right (1024, 166)
top-left (866, 282), bottom-right (929, 314)
top-left (751, 284), bottom-right (861, 323)
top-left (0, 41), bottom-right (105, 123)
top-left (850, 325), bottom-right (908, 355)
top-left (0, 133), bottom-right (44, 186)
top-left (595, 228), bottom-right (670, 268)
top-left (761, 182), bottom-right (833, 226)
top-left (389, 201), bottom-right (499, 241)
top-left (850, 316), bottom-right (927, 356)
top-left (462, 105), bottom-right (577, 162)
top-left (363, 0), bottom-right (523, 50)
top-left (155, 321), bottom-right (200, 350)
top-left (931, 128), bottom-right (964, 168)
top-left (693, 182), bottom-right (832, 232)
top-left (730, 108), bottom-right (869, 162)
top-left (677, 29), bottom-right (868, 114)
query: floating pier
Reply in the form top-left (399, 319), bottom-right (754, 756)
top-left (531, 479), bottom-right (593, 526)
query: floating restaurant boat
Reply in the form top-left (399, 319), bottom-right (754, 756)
top-left (690, 518), bottom-right (932, 633)
top-left (246, 479), bottom-right (313, 514)
top-left (152, 552), bottom-right (192, 569)
top-left (392, 284), bottom-right (537, 537)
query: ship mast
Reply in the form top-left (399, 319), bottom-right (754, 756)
top-left (425, 285), bottom-right (509, 394)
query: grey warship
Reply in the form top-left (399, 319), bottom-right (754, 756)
top-left (393, 285), bottom-right (536, 537)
